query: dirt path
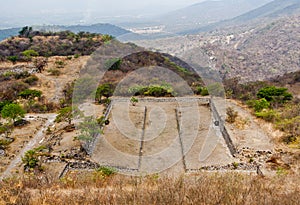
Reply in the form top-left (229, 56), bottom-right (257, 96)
top-left (0, 113), bottom-right (56, 180)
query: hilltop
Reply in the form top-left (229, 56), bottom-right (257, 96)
top-left (0, 23), bottom-right (130, 42)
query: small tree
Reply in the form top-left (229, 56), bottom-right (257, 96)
top-left (1, 103), bottom-right (26, 122)
top-left (76, 116), bottom-right (102, 141)
top-left (22, 149), bottom-right (38, 169)
top-left (55, 106), bottom-right (82, 125)
top-left (95, 84), bottom-right (113, 103)
top-left (19, 26), bottom-right (33, 38)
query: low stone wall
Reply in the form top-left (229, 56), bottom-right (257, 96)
top-left (210, 98), bottom-right (237, 156)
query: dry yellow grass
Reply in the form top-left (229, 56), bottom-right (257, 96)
top-left (1, 172), bottom-right (299, 205)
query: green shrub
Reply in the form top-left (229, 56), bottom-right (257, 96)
top-left (74, 54), bottom-right (80, 59)
top-left (22, 49), bottom-right (39, 61)
top-left (102, 34), bottom-right (113, 42)
top-left (23, 75), bottom-right (39, 85)
top-left (249, 98), bottom-right (270, 112)
top-left (47, 68), bottom-right (61, 76)
top-left (105, 58), bottom-right (122, 70)
top-left (96, 166), bottom-right (116, 177)
top-left (0, 101), bottom-right (11, 112)
top-left (55, 60), bottom-right (65, 68)
top-left (1, 103), bottom-right (25, 122)
top-left (128, 84), bottom-right (176, 97)
top-left (7, 56), bottom-right (18, 64)
top-left (19, 89), bottom-right (42, 99)
top-left (195, 86), bottom-right (209, 96)
top-left (14, 71), bottom-right (30, 79)
top-left (22, 150), bottom-right (39, 169)
top-left (257, 86), bottom-right (293, 103)
top-left (0, 139), bottom-right (12, 147)
top-left (95, 84), bottom-right (114, 103)
top-left (255, 109), bottom-right (279, 122)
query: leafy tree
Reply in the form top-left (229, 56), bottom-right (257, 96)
top-left (95, 83), bottom-right (113, 103)
top-left (19, 26), bottom-right (33, 38)
top-left (1, 103), bottom-right (25, 122)
top-left (55, 106), bottom-right (82, 125)
top-left (257, 86), bottom-right (293, 103)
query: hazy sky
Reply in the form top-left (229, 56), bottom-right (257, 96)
top-left (1, 0), bottom-right (204, 15)
top-left (0, 0), bottom-right (206, 27)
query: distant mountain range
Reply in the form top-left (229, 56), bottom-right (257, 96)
top-left (157, 0), bottom-right (273, 33)
top-left (182, 0), bottom-right (300, 34)
top-left (0, 23), bottom-right (130, 41)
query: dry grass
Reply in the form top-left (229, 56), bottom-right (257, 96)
top-left (0, 172), bottom-right (299, 205)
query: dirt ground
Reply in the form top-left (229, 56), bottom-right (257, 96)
top-left (91, 98), bottom-right (242, 175)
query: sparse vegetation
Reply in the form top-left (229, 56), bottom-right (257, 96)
top-left (226, 107), bottom-right (238, 123)
top-left (22, 49), bottom-right (39, 61)
top-left (95, 166), bottom-right (116, 177)
top-left (257, 86), bottom-right (293, 104)
top-left (18, 89), bottom-right (42, 99)
top-left (55, 106), bottom-right (82, 125)
top-left (47, 68), bottom-right (61, 76)
top-left (128, 84), bottom-right (176, 97)
top-left (0, 173), bottom-right (299, 204)
top-left (76, 116), bottom-right (102, 141)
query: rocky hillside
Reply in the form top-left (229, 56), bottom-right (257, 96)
top-left (0, 29), bottom-right (112, 61)
top-left (135, 13), bottom-right (300, 83)
top-left (183, 0), bottom-right (300, 34)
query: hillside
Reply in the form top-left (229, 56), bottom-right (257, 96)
top-left (185, 0), bottom-right (300, 34)
top-left (0, 23), bottom-right (130, 42)
top-left (0, 26), bottom-right (300, 204)
top-left (135, 13), bottom-right (300, 83)
top-left (157, 0), bottom-right (272, 33)
top-left (0, 30), bottom-right (112, 60)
